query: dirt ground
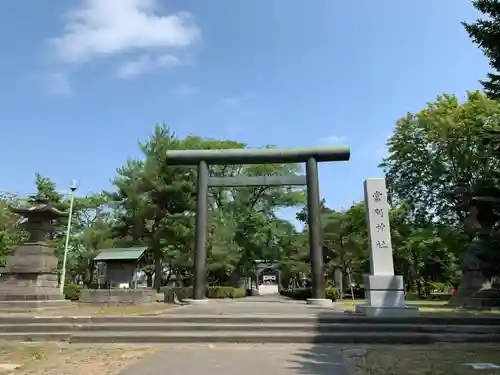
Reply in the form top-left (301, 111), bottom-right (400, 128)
top-left (0, 302), bottom-right (176, 317)
top-left (344, 344), bottom-right (500, 375)
top-left (0, 342), bottom-right (157, 375)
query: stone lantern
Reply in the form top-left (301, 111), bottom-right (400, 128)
top-left (0, 196), bottom-right (69, 310)
top-left (450, 185), bottom-right (500, 308)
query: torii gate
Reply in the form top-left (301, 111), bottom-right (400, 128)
top-left (165, 146), bottom-right (350, 305)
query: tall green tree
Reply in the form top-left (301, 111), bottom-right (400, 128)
top-left (381, 91), bottom-right (500, 304)
top-left (464, 0), bottom-right (500, 99)
top-left (321, 202), bottom-right (368, 296)
top-left (0, 193), bottom-right (25, 266)
top-left (109, 124), bottom-right (196, 290)
top-left (69, 193), bottom-right (115, 286)
top-left (381, 91), bottom-right (500, 225)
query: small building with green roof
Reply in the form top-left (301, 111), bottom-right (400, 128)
top-left (93, 246), bottom-right (148, 288)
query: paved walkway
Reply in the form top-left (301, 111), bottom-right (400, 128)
top-left (119, 344), bottom-right (351, 375)
top-left (161, 295), bottom-right (346, 316)
top-left (119, 296), bottom-right (351, 375)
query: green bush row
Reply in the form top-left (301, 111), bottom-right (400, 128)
top-left (63, 283), bottom-right (81, 301)
top-left (406, 292), bottom-right (452, 301)
top-left (280, 287), bottom-right (339, 301)
top-left (162, 286), bottom-right (246, 301)
top-left (64, 284), bottom-right (248, 302)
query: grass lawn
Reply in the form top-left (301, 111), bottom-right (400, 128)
top-left (0, 302), bottom-right (177, 317)
top-left (344, 344), bottom-right (500, 375)
top-left (0, 341), bottom-right (155, 375)
top-left (342, 299), bottom-right (500, 316)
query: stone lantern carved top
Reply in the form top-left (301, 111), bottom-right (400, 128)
top-left (8, 196), bottom-right (67, 243)
top-left (460, 185), bottom-right (500, 233)
top-left (9, 196), bottom-right (67, 216)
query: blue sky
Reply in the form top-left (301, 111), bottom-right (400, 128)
top-left (0, 0), bottom-right (490, 219)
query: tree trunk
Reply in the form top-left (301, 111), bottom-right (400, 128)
top-left (339, 270), bottom-right (344, 300)
top-left (146, 273), bottom-right (153, 288)
top-left (153, 246), bottom-right (162, 292)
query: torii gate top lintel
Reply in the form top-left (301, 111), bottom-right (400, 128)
top-left (165, 146), bottom-right (350, 166)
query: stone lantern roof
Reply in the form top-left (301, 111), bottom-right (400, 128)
top-left (8, 196), bottom-right (67, 243)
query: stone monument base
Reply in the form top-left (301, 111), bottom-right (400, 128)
top-left (357, 275), bottom-right (419, 318)
top-left (183, 298), bottom-right (210, 305)
top-left (0, 270), bottom-right (67, 312)
top-left (306, 298), bottom-right (333, 307)
top-left (0, 273), bottom-right (64, 300)
top-left (355, 304), bottom-right (419, 317)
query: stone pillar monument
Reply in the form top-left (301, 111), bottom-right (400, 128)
top-left (0, 196), bottom-right (69, 311)
top-left (355, 178), bottom-right (419, 317)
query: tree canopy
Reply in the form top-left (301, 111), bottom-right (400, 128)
top-left (464, 0), bottom-right (500, 99)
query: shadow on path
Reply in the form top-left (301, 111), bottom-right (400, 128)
top-left (287, 344), bottom-right (352, 375)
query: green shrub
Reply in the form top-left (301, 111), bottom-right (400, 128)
top-left (353, 286), bottom-right (365, 299)
top-left (231, 287), bottom-right (246, 298)
top-left (427, 281), bottom-right (448, 293)
top-left (280, 287), bottom-right (311, 300)
top-left (280, 287), bottom-right (339, 301)
top-left (161, 287), bottom-right (193, 302)
top-left (206, 286), bottom-right (246, 298)
top-left (63, 283), bottom-right (81, 301)
top-left (427, 293), bottom-right (452, 301)
top-left (206, 286), bottom-right (230, 298)
top-left (325, 287), bottom-right (339, 301)
top-left (405, 292), bottom-right (420, 301)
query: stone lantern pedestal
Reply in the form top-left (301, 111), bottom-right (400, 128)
top-left (0, 197), bottom-right (69, 311)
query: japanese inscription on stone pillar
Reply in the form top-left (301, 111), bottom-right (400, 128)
top-left (364, 178), bottom-right (395, 275)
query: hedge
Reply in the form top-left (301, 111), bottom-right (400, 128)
top-left (406, 292), bottom-right (452, 301)
top-left (280, 287), bottom-right (339, 301)
top-left (162, 286), bottom-right (246, 302)
top-left (63, 283), bottom-right (81, 301)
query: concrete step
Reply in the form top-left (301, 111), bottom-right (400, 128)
top-left (2, 331), bottom-right (499, 344)
top-left (0, 323), bottom-right (498, 334)
top-left (0, 314), bottom-right (499, 325)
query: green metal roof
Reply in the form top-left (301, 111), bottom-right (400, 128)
top-left (93, 247), bottom-right (148, 261)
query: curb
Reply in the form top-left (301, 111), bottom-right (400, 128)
top-left (3, 332), bottom-right (499, 344)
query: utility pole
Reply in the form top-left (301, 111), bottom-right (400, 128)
top-left (59, 180), bottom-right (78, 294)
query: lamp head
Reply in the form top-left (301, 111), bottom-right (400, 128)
top-left (70, 180), bottom-right (78, 192)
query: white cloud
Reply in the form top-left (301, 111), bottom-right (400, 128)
top-left (170, 83), bottom-right (198, 97)
top-left (322, 135), bottom-right (346, 145)
top-left (48, 0), bottom-right (200, 78)
top-left (116, 53), bottom-right (182, 78)
top-left (47, 72), bottom-right (73, 95)
top-left (221, 91), bottom-right (256, 106)
top-left (50, 0), bottom-right (200, 62)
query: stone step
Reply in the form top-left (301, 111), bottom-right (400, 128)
top-left (0, 323), bottom-right (498, 334)
top-left (0, 314), bottom-right (499, 325)
top-left (1, 331), bottom-right (499, 344)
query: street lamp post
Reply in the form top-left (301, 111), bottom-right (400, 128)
top-left (59, 180), bottom-right (78, 294)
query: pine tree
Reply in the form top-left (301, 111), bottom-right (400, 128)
top-left (463, 0), bottom-right (500, 99)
